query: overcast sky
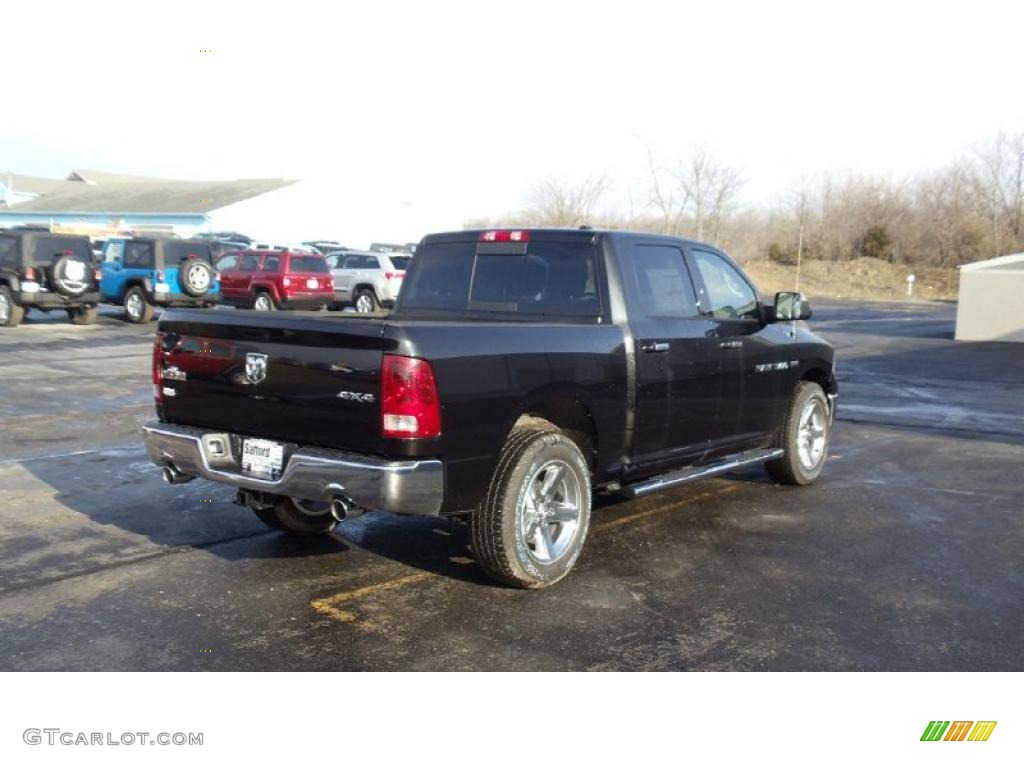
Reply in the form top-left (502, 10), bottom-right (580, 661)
top-left (4, 0), bottom-right (1023, 223)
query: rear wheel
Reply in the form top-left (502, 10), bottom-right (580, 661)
top-left (766, 381), bottom-right (831, 486)
top-left (0, 286), bottom-right (25, 327)
top-left (66, 306), bottom-right (97, 325)
top-left (253, 292), bottom-right (276, 311)
top-left (353, 288), bottom-right (377, 313)
top-left (471, 427), bottom-right (591, 589)
top-left (124, 286), bottom-right (155, 323)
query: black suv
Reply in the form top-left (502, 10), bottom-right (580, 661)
top-left (0, 232), bottom-right (101, 327)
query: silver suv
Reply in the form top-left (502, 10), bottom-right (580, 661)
top-left (325, 250), bottom-right (411, 312)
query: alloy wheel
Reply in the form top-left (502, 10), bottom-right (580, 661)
top-left (517, 459), bottom-right (582, 564)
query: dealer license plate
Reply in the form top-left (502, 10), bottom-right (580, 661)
top-left (241, 438), bottom-right (284, 480)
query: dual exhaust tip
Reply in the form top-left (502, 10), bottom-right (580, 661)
top-left (163, 464), bottom-right (362, 521)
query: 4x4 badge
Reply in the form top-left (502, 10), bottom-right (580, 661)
top-left (245, 353), bottom-right (268, 384)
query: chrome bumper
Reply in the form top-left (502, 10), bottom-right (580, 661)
top-left (143, 422), bottom-right (444, 516)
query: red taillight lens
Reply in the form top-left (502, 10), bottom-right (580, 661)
top-left (22, 266), bottom-right (38, 281)
top-left (385, 271), bottom-right (406, 280)
top-left (480, 230), bottom-right (529, 242)
top-left (94, 268), bottom-right (103, 283)
top-left (152, 334), bottom-right (164, 402)
top-left (381, 354), bottom-right (441, 438)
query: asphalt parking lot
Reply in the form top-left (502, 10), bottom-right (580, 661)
top-left (0, 300), bottom-right (1021, 670)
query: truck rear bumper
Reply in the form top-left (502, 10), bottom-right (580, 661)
top-left (143, 422), bottom-right (444, 516)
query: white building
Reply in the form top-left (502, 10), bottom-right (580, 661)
top-left (955, 252), bottom-right (1024, 342)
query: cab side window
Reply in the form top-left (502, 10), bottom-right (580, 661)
top-left (626, 244), bottom-right (700, 319)
top-left (216, 254), bottom-right (237, 271)
top-left (690, 250), bottom-right (759, 321)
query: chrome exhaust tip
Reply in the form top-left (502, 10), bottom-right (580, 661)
top-left (162, 464), bottom-right (195, 485)
top-left (330, 496), bottom-right (364, 522)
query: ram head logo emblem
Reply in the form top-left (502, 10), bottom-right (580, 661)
top-left (245, 353), bottom-right (268, 384)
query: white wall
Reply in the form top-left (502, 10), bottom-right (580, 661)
top-left (206, 179), bottom-right (462, 249)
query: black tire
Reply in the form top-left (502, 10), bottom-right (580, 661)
top-left (252, 291), bottom-right (276, 311)
top-left (272, 497), bottom-right (336, 535)
top-left (50, 256), bottom-right (92, 297)
top-left (766, 381), bottom-right (831, 486)
top-left (178, 259), bottom-right (214, 298)
top-left (352, 287), bottom-right (378, 313)
top-left (124, 285), bottom-right (155, 323)
top-left (66, 306), bottom-right (97, 325)
top-left (0, 286), bottom-right (25, 327)
top-left (471, 427), bottom-right (592, 589)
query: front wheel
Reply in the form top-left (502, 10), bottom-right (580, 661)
top-left (471, 427), bottom-right (591, 589)
top-left (766, 381), bottom-right (831, 486)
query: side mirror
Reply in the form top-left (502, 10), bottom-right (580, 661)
top-left (773, 291), bottom-right (812, 321)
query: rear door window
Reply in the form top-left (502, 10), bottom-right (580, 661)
top-left (216, 253), bottom-right (238, 271)
top-left (623, 244), bottom-right (700, 319)
top-left (124, 242), bottom-right (154, 268)
top-left (104, 241), bottom-right (125, 263)
top-left (239, 254), bottom-right (260, 271)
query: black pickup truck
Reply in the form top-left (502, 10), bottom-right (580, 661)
top-left (144, 228), bottom-right (836, 588)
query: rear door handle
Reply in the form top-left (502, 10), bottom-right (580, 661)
top-left (641, 342), bottom-right (670, 353)
top-left (719, 340), bottom-right (743, 350)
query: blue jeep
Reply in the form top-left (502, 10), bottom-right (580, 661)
top-left (100, 238), bottom-right (221, 323)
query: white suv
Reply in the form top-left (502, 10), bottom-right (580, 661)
top-left (325, 250), bottom-right (411, 312)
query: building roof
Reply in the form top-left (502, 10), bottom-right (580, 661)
top-left (1, 172), bottom-right (78, 196)
top-left (5, 178), bottom-right (297, 214)
top-left (65, 169), bottom-right (169, 184)
top-left (960, 252), bottom-right (1024, 272)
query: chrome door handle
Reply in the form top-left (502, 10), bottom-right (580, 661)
top-left (641, 342), bottom-right (670, 353)
top-left (719, 340), bottom-right (743, 350)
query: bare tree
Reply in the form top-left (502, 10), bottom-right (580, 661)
top-left (674, 145), bottom-right (742, 242)
top-left (525, 175), bottom-right (610, 227)
top-left (974, 132), bottom-right (1024, 255)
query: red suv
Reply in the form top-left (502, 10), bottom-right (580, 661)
top-left (217, 250), bottom-right (334, 310)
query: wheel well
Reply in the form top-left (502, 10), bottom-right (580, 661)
top-left (123, 280), bottom-right (147, 302)
top-left (801, 366), bottom-right (837, 395)
top-left (354, 283), bottom-right (376, 295)
top-left (513, 396), bottom-right (597, 467)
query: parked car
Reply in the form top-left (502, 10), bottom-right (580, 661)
top-left (195, 231), bottom-right (252, 245)
top-left (217, 249), bottom-right (334, 310)
top-left (99, 238), bottom-right (220, 323)
top-left (325, 249), bottom-right (410, 312)
top-left (0, 231), bottom-right (101, 326)
top-left (144, 228), bottom-right (837, 589)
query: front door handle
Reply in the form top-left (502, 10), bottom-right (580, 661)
top-left (641, 342), bottom-right (670, 353)
top-left (719, 340), bottom-right (743, 350)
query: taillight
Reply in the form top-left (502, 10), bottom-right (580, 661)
top-left (155, 270), bottom-right (164, 282)
top-left (283, 277), bottom-right (291, 287)
top-left (480, 230), bottom-right (529, 242)
top-left (381, 354), bottom-right (441, 438)
top-left (22, 266), bottom-right (38, 281)
top-left (385, 271), bottom-right (406, 280)
top-left (94, 268), bottom-right (103, 283)
top-left (152, 334), bottom-right (164, 403)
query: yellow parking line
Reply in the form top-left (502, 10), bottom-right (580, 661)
top-left (311, 482), bottom-right (744, 624)
top-left (310, 572), bottom-right (434, 625)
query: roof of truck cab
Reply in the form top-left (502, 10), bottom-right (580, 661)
top-left (424, 228), bottom-right (715, 249)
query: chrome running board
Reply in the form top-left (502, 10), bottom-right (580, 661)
top-left (619, 448), bottom-right (784, 499)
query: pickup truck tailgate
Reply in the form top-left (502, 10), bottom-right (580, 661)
top-left (155, 310), bottom-right (389, 455)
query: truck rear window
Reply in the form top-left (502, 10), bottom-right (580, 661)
top-left (164, 242), bottom-right (212, 263)
top-left (399, 240), bottom-right (601, 317)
